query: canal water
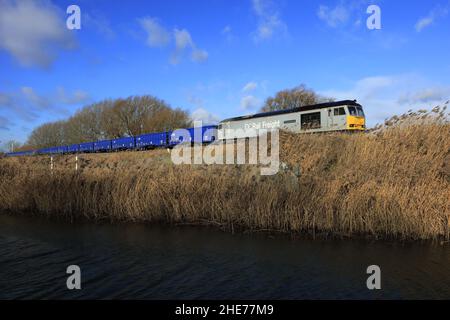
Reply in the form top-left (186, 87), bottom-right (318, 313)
top-left (0, 214), bottom-right (448, 299)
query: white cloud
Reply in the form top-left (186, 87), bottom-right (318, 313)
top-left (320, 74), bottom-right (450, 127)
top-left (221, 25), bottom-right (235, 42)
top-left (21, 86), bottom-right (51, 109)
top-left (191, 108), bottom-right (220, 125)
top-left (187, 94), bottom-right (220, 125)
top-left (415, 4), bottom-right (449, 32)
top-left (0, 92), bottom-right (12, 106)
top-left (415, 17), bottom-right (434, 32)
top-left (56, 87), bottom-right (91, 105)
top-left (171, 28), bottom-right (208, 64)
top-left (398, 87), bottom-right (450, 104)
top-left (222, 25), bottom-right (232, 34)
top-left (0, 115), bottom-right (12, 131)
top-left (191, 48), bottom-right (209, 63)
top-left (0, 89), bottom-right (38, 122)
top-left (242, 82), bottom-right (258, 93)
top-left (316, 1), bottom-right (375, 30)
top-left (0, 0), bottom-right (76, 68)
top-left (188, 95), bottom-right (204, 107)
top-left (139, 17), bottom-right (170, 47)
top-left (1, 86), bottom-right (90, 123)
top-left (84, 13), bottom-right (115, 40)
top-left (171, 28), bottom-right (193, 64)
top-left (317, 4), bottom-right (349, 28)
top-left (240, 95), bottom-right (261, 110)
top-left (138, 17), bottom-right (208, 64)
top-left (174, 28), bottom-right (193, 49)
top-left (251, 0), bottom-right (287, 42)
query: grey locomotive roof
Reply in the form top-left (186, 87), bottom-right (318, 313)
top-left (221, 100), bottom-right (362, 123)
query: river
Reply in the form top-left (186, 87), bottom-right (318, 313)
top-left (0, 214), bottom-right (448, 299)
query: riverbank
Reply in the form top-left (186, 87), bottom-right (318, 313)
top-left (1, 109), bottom-right (449, 241)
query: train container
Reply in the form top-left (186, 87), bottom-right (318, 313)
top-left (135, 132), bottom-right (168, 149)
top-left (79, 142), bottom-right (94, 153)
top-left (170, 125), bottom-right (218, 146)
top-left (94, 140), bottom-right (112, 152)
top-left (112, 137), bottom-right (135, 150)
top-left (5, 150), bottom-right (34, 157)
top-left (197, 125), bottom-right (217, 143)
top-left (57, 146), bottom-right (68, 154)
top-left (41, 147), bottom-right (58, 154)
top-left (68, 144), bottom-right (80, 153)
top-left (6, 152), bottom-right (17, 157)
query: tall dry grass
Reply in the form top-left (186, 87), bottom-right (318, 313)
top-left (0, 107), bottom-right (449, 240)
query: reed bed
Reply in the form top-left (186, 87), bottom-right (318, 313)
top-left (0, 107), bottom-right (449, 240)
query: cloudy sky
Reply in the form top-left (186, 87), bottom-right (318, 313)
top-left (1, 0), bottom-right (450, 144)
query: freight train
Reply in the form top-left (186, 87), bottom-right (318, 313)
top-left (5, 100), bottom-right (365, 157)
top-left (5, 125), bottom-right (218, 157)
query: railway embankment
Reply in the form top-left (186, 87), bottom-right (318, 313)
top-left (0, 109), bottom-right (449, 241)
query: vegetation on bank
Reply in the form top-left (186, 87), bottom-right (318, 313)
top-left (0, 107), bottom-right (449, 241)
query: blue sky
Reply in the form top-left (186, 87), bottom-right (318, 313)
top-left (1, 0), bottom-right (450, 145)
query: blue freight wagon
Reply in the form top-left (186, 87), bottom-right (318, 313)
top-left (112, 137), bottom-right (135, 150)
top-left (57, 146), bottom-right (68, 154)
top-left (36, 147), bottom-right (59, 155)
top-left (135, 132), bottom-right (168, 149)
top-left (197, 125), bottom-right (217, 143)
top-left (4, 125), bottom-right (219, 157)
top-left (40, 147), bottom-right (58, 154)
top-left (5, 150), bottom-right (34, 157)
top-left (94, 140), bottom-right (112, 152)
top-left (170, 125), bottom-right (217, 146)
top-left (68, 144), bottom-right (80, 153)
top-left (79, 142), bottom-right (94, 153)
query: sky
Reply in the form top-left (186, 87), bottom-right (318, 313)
top-left (1, 0), bottom-right (450, 146)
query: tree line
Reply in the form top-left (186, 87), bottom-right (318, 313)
top-left (25, 95), bottom-right (191, 149)
top-left (7, 84), bottom-right (331, 151)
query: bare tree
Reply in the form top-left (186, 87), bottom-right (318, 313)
top-left (108, 95), bottom-right (191, 136)
top-left (260, 84), bottom-right (334, 112)
top-left (145, 107), bottom-right (192, 132)
top-left (25, 95), bottom-right (192, 147)
top-left (27, 121), bottom-right (66, 148)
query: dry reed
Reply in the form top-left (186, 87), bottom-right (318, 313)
top-left (0, 107), bottom-right (449, 240)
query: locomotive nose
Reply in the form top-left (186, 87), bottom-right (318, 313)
top-left (347, 116), bottom-right (366, 130)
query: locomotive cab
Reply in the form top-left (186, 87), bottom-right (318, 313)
top-left (326, 103), bottom-right (365, 131)
top-left (346, 105), bottom-right (365, 130)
